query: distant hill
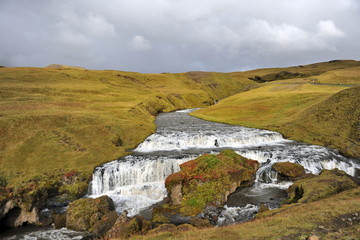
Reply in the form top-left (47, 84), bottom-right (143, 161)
top-left (192, 60), bottom-right (360, 158)
top-left (45, 64), bottom-right (85, 69)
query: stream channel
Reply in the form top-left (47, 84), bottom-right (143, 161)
top-left (2, 108), bottom-right (360, 239)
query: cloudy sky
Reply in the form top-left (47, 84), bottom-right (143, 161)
top-left (0, 0), bottom-right (359, 73)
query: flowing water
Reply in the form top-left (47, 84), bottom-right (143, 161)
top-left (2, 108), bottom-right (359, 239)
top-left (88, 109), bottom-right (360, 220)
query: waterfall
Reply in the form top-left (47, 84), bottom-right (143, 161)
top-left (88, 154), bottom-right (195, 216)
top-left (236, 144), bottom-right (360, 188)
top-left (135, 131), bottom-right (287, 152)
top-left (90, 155), bottom-right (196, 195)
top-left (87, 109), bottom-right (360, 218)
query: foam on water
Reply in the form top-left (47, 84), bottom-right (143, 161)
top-left (217, 204), bottom-right (259, 226)
top-left (1, 227), bottom-right (90, 240)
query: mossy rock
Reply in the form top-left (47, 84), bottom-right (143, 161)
top-left (105, 215), bottom-right (151, 239)
top-left (272, 162), bottom-right (305, 180)
top-left (152, 207), bottom-right (171, 224)
top-left (165, 150), bottom-right (259, 216)
top-left (287, 169), bottom-right (357, 203)
top-left (66, 195), bottom-right (117, 236)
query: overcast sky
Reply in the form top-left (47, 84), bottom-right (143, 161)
top-left (0, 0), bottom-right (359, 73)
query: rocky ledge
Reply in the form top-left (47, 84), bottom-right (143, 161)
top-left (0, 170), bottom-right (89, 232)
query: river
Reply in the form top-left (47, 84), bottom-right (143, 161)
top-left (2, 108), bottom-right (359, 239)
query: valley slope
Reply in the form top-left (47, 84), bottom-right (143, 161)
top-left (0, 66), bottom-right (256, 185)
top-left (193, 60), bottom-right (360, 158)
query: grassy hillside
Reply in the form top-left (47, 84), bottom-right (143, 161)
top-left (283, 86), bottom-right (360, 158)
top-left (0, 66), bottom-right (256, 186)
top-left (192, 61), bottom-right (360, 158)
top-left (1, 60), bottom-right (360, 186)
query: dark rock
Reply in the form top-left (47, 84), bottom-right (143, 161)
top-left (66, 195), bottom-right (117, 237)
top-left (89, 211), bottom-right (118, 236)
top-left (168, 214), bottom-right (191, 225)
top-left (53, 213), bottom-right (66, 229)
top-left (104, 215), bottom-right (151, 239)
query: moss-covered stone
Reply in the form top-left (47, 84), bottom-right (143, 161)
top-left (104, 215), bottom-right (152, 239)
top-left (164, 150), bottom-right (259, 216)
top-left (287, 169), bottom-right (357, 203)
top-left (66, 195), bottom-right (117, 236)
top-left (272, 162), bottom-right (305, 180)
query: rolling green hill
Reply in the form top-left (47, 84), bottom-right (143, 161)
top-left (0, 67), bottom-right (256, 185)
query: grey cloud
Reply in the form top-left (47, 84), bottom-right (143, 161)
top-left (0, 0), bottom-right (359, 73)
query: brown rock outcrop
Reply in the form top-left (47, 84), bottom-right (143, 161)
top-left (66, 195), bottom-right (118, 237)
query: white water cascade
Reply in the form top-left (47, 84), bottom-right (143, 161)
top-left (89, 155), bottom-right (195, 216)
top-left (88, 109), bottom-right (360, 220)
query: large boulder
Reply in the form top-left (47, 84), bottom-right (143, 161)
top-left (272, 162), bottom-right (305, 180)
top-left (287, 169), bottom-right (357, 203)
top-left (164, 150), bottom-right (259, 216)
top-left (66, 195), bottom-right (118, 237)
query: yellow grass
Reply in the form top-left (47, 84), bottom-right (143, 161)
top-left (193, 83), bottom-right (348, 128)
top-left (0, 67), bottom-right (255, 185)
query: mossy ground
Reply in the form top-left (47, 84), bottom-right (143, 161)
top-left (287, 169), bottom-right (357, 203)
